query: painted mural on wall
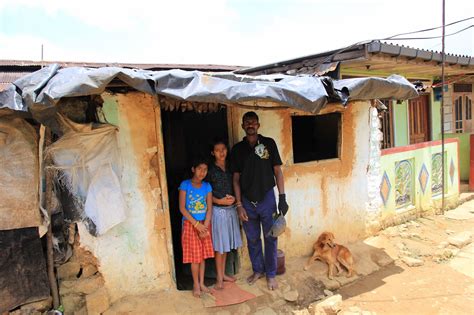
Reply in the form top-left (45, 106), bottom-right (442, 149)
top-left (431, 153), bottom-right (443, 195)
top-left (395, 159), bottom-right (413, 207)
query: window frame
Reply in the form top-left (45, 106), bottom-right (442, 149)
top-left (290, 111), bottom-right (343, 165)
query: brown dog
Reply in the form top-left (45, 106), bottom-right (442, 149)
top-left (303, 232), bottom-right (355, 279)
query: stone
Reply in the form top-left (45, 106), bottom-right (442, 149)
top-left (383, 227), bottom-right (398, 237)
top-left (395, 242), bottom-right (406, 250)
top-left (60, 275), bottom-right (104, 295)
top-left (448, 232), bottom-right (472, 248)
top-left (271, 299), bottom-right (288, 308)
top-left (57, 262), bottom-right (81, 280)
top-left (401, 256), bottom-right (424, 267)
top-left (81, 264), bottom-right (98, 278)
top-left (437, 242), bottom-right (449, 249)
top-left (284, 290), bottom-right (299, 302)
top-left (319, 278), bottom-right (341, 290)
top-left (445, 229), bottom-right (455, 235)
top-left (292, 309), bottom-right (311, 315)
top-left (86, 287), bottom-right (110, 314)
top-left (309, 294), bottom-right (342, 315)
top-left (254, 307), bottom-right (277, 315)
top-left (236, 303), bottom-right (252, 315)
top-left (398, 250), bottom-right (413, 257)
top-left (323, 289), bottom-right (333, 296)
top-left (61, 294), bottom-right (85, 313)
top-left (74, 306), bottom-right (88, 315)
top-left (20, 296), bottom-right (53, 312)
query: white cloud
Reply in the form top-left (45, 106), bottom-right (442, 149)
top-left (0, 0), bottom-right (472, 65)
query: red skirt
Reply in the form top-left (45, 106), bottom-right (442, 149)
top-left (181, 220), bottom-right (214, 263)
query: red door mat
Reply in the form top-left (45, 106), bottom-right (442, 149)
top-left (202, 281), bottom-right (263, 307)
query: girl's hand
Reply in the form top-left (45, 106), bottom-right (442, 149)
top-left (203, 220), bottom-right (210, 228)
top-left (225, 194), bottom-right (235, 205)
top-left (198, 230), bottom-right (209, 239)
top-left (196, 222), bottom-right (207, 233)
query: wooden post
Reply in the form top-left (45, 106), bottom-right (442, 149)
top-left (43, 127), bottom-right (60, 309)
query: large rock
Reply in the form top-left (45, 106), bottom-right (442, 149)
top-left (81, 264), bottom-right (98, 278)
top-left (61, 294), bottom-right (85, 313)
top-left (284, 289), bottom-right (299, 302)
top-left (448, 232), bottom-right (472, 248)
top-left (57, 262), bottom-right (81, 280)
top-left (20, 297), bottom-right (53, 313)
top-left (86, 287), bottom-right (110, 314)
top-left (401, 256), bottom-right (424, 267)
top-left (309, 294), bottom-right (342, 315)
top-left (60, 275), bottom-right (104, 295)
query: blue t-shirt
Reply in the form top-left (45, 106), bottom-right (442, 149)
top-left (178, 179), bottom-right (212, 221)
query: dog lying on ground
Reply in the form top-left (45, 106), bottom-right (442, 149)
top-left (303, 232), bottom-right (356, 279)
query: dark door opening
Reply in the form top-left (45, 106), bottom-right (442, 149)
top-left (161, 107), bottom-right (238, 290)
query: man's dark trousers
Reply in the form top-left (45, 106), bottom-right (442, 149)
top-left (242, 189), bottom-right (278, 278)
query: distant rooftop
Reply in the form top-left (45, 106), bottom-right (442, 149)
top-left (0, 60), bottom-right (244, 91)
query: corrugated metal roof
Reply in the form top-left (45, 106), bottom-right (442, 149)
top-left (0, 72), bottom-right (32, 91)
top-left (0, 59), bottom-right (243, 71)
top-left (237, 40), bottom-right (474, 75)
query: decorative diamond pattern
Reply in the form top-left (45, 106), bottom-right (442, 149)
top-left (449, 158), bottom-right (455, 185)
top-left (418, 163), bottom-right (429, 194)
top-left (380, 171), bottom-right (391, 206)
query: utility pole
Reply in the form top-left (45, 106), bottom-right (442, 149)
top-left (440, 0), bottom-right (446, 212)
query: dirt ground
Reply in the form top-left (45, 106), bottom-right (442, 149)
top-left (106, 196), bottom-right (474, 315)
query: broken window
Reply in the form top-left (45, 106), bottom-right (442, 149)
top-left (291, 113), bottom-right (341, 163)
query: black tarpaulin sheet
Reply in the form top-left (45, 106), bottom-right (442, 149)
top-left (0, 65), bottom-right (418, 122)
top-left (0, 227), bottom-right (50, 312)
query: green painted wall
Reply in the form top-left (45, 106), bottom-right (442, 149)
top-left (445, 133), bottom-right (471, 181)
top-left (380, 140), bottom-right (459, 214)
top-left (431, 95), bottom-right (441, 141)
top-left (393, 101), bottom-right (409, 146)
top-left (101, 97), bottom-right (120, 126)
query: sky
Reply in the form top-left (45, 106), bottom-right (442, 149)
top-left (0, 0), bottom-right (472, 67)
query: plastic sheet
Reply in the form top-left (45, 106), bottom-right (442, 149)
top-left (0, 65), bottom-right (418, 122)
top-left (46, 115), bottom-right (125, 236)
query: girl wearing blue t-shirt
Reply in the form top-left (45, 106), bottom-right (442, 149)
top-left (179, 158), bottom-right (214, 298)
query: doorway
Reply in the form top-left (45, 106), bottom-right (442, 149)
top-left (161, 107), bottom-right (238, 290)
top-left (408, 95), bottom-right (431, 144)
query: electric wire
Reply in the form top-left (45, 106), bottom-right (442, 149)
top-left (311, 16), bottom-right (473, 72)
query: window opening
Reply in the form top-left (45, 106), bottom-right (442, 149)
top-left (291, 113), bottom-right (341, 163)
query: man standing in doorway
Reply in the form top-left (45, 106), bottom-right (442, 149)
top-left (231, 111), bottom-right (289, 290)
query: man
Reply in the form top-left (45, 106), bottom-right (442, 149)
top-left (230, 111), bottom-right (289, 290)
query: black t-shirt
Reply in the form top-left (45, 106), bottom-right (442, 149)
top-left (206, 163), bottom-right (234, 201)
top-left (230, 135), bottom-right (282, 202)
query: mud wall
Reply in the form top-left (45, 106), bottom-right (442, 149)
top-left (229, 101), bottom-right (372, 258)
top-left (76, 92), bottom-right (173, 302)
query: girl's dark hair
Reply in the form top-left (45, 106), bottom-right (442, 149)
top-left (191, 156), bottom-right (208, 169)
top-left (210, 137), bottom-right (228, 151)
top-left (209, 137), bottom-right (228, 161)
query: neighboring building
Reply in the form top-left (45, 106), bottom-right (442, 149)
top-left (238, 40), bottom-right (473, 216)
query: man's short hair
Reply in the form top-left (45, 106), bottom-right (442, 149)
top-left (242, 111), bottom-right (259, 123)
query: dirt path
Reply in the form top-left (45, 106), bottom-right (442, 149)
top-left (338, 199), bottom-right (474, 315)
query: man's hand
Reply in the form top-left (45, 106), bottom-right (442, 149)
top-left (237, 205), bottom-right (249, 221)
top-left (278, 194), bottom-right (289, 216)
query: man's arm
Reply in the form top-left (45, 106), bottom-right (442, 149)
top-left (233, 172), bottom-right (248, 221)
top-left (274, 165), bottom-right (289, 216)
top-left (273, 165), bottom-right (285, 195)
